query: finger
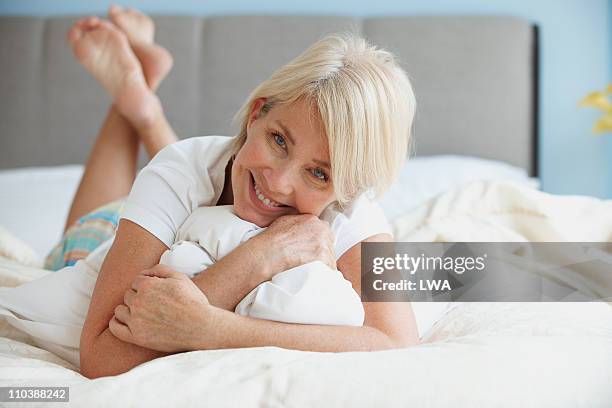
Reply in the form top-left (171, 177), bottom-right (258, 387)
top-left (131, 275), bottom-right (147, 291)
top-left (114, 304), bottom-right (131, 324)
top-left (143, 265), bottom-right (184, 280)
top-left (124, 288), bottom-right (136, 307)
top-left (109, 315), bottom-right (133, 343)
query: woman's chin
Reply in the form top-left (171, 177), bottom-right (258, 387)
top-left (234, 204), bottom-right (271, 228)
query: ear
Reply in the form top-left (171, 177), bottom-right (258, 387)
top-left (247, 98), bottom-right (267, 129)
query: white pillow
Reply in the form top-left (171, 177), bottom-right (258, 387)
top-left (0, 225), bottom-right (42, 267)
top-left (0, 165), bottom-right (84, 257)
top-left (377, 155), bottom-right (540, 221)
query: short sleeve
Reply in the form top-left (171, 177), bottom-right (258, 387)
top-left (120, 137), bottom-right (228, 247)
top-left (322, 193), bottom-right (393, 260)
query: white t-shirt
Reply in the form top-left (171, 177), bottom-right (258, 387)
top-left (121, 135), bottom-right (392, 260)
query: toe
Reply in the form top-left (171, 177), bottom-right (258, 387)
top-left (74, 18), bottom-right (88, 30)
top-left (98, 19), bottom-right (129, 43)
top-left (84, 16), bottom-right (100, 28)
top-left (109, 4), bottom-right (123, 15)
top-left (67, 25), bottom-right (83, 44)
top-left (127, 7), bottom-right (151, 22)
top-left (99, 19), bottom-right (119, 32)
top-left (109, 9), bottom-right (129, 31)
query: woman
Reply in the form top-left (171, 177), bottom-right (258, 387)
top-left (48, 6), bottom-right (418, 378)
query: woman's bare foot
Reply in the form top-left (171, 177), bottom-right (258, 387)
top-left (108, 5), bottom-right (173, 91)
top-left (67, 17), bottom-right (159, 129)
top-left (108, 4), bottom-right (154, 44)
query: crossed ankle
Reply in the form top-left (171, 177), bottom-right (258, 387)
top-left (114, 92), bottom-right (163, 132)
top-left (132, 44), bottom-right (174, 91)
top-left (135, 95), bottom-right (168, 133)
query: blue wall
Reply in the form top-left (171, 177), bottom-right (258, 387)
top-left (2, 0), bottom-right (611, 198)
top-left (609, 0), bottom-right (612, 198)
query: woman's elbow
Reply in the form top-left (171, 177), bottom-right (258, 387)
top-left (79, 335), bottom-right (123, 379)
top-left (80, 330), bottom-right (103, 379)
top-left (389, 333), bottom-right (420, 349)
top-left (80, 362), bottom-right (101, 380)
top-left (374, 329), bottom-right (420, 350)
top-left (79, 342), bottom-right (108, 379)
top-left (80, 349), bottom-right (127, 379)
top-left (79, 347), bottom-right (100, 379)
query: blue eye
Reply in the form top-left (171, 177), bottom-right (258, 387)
top-left (272, 132), bottom-right (287, 148)
top-left (312, 167), bottom-right (329, 182)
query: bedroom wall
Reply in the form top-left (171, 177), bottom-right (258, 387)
top-left (609, 0), bottom-right (612, 198)
top-left (1, 0), bottom-right (610, 199)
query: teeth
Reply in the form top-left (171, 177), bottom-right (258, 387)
top-left (253, 182), bottom-right (281, 207)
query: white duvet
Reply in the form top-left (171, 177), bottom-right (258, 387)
top-left (1, 180), bottom-right (611, 407)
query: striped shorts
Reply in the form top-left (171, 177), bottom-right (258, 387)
top-left (44, 199), bottom-right (124, 271)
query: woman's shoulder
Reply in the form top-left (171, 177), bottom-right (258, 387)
top-left (321, 192), bottom-right (380, 222)
top-left (148, 135), bottom-right (234, 192)
top-left (120, 136), bottom-right (235, 248)
top-left (321, 192), bottom-right (393, 259)
top-left (151, 135), bottom-right (234, 165)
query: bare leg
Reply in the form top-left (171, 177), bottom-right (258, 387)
top-left (109, 4), bottom-right (176, 155)
top-left (63, 108), bottom-right (139, 232)
top-left (63, 12), bottom-right (176, 231)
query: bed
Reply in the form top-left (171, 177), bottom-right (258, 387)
top-left (1, 14), bottom-right (611, 407)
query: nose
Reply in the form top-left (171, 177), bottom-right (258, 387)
top-left (262, 166), bottom-right (293, 197)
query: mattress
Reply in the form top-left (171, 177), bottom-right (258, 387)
top-left (1, 257), bottom-right (610, 407)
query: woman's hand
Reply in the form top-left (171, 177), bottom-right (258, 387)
top-left (109, 265), bottom-right (222, 353)
top-left (246, 214), bottom-right (336, 279)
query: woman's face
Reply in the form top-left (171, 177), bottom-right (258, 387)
top-left (231, 98), bottom-right (337, 227)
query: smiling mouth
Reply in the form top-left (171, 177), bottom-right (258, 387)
top-left (249, 171), bottom-right (289, 210)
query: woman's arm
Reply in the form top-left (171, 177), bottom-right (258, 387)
top-left (194, 307), bottom-right (412, 352)
top-left (190, 240), bottom-right (271, 312)
top-left (194, 233), bottom-right (419, 351)
top-left (113, 232), bottom-right (419, 354)
top-left (80, 218), bottom-right (273, 378)
top-left (190, 213), bottom-right (337, 312)
top-left (79, 219), bottom-right (172, 379)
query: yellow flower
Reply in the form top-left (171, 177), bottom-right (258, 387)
top-left (593, 115), bottom-right (612, 134)
top-left (579, 91), bottom-right (612, 113)
top-left (579, 83), bottom-right (612, 134)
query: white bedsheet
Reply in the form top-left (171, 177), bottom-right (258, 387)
top-left (0, 180), bottom-right (611, 407)
top-left (0, 165), bottom-right (83, 259)
top-left (1, 257), bottom-right (610, 407)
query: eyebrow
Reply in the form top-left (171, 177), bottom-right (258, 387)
top-left (275, 120), bottom-right (331, 170)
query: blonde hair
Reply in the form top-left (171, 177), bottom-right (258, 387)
top-left (231, 32), bottom-right (416, 208)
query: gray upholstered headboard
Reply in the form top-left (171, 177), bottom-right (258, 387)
top-left (0, 15), bottom-right (538, 176)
